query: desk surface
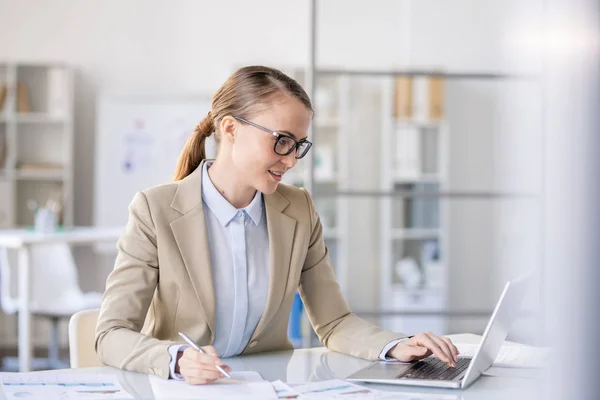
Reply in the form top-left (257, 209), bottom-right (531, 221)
top-left (9, 335), bottom-right (537, 400)
top-left (0, 226), bottom-right (123, 247)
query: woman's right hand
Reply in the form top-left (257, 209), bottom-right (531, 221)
top-left (175, 346), bottom-right (232, 385)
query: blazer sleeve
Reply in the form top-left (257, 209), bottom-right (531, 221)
top-left (95, 191), bottom-right (177, 379)
top-left (298, 189), bottom-right (408, 360)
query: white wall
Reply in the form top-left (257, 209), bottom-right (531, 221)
top-left (0, 0), bottom-right (544, 346)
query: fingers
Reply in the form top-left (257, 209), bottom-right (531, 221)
top-left (179, 347), bottom-right (231, 385)
top-left (413, 332), bottom-right (456, 367)
top-left (440, 336), bottom-right (460, 361)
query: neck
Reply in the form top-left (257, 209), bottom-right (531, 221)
top-left (207, 158), bottom-right (257, 209)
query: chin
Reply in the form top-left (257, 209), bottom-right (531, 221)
top-left (259, 182), bottom-right (279, 195)
top-left (250, 171), bottom-right (280, 195)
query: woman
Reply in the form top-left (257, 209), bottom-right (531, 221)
top-left (95, 65), bottom-right (459, 384)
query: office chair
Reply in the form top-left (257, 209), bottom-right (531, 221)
top-left (0, 243), bottom-right (103, 370)
top-left (68, 308), bottom-right (102, 368)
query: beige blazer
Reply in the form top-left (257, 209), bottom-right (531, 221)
top-left (95, 160), bottom-right (406, 379)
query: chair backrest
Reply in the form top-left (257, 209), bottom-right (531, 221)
top-left (29, 243), bottom-right (84, 311)
top-left (0, 247), bottom-right (18, 314)
top-left (68, 308), bottom-right (103, 368)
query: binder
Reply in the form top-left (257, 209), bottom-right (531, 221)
top-left (17, 82), bottom-right (31, 113)
top-left (0, 85), bottom-right (6, 112)
top-left (393, 77), bottom-right (413, 119)
top-left (429, 77), bottom-right (444, 120)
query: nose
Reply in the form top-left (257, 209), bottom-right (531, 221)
top-left (282, 151), bottom-right (297, 169)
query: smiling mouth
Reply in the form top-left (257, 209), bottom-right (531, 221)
top-left (268, 170), bottom-right (284, 181)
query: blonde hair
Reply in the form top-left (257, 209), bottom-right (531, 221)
top-left (173, 66), bottom-right (313, 181)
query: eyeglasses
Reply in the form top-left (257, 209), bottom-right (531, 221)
top-left (232, 115), bottom-right (313, 159)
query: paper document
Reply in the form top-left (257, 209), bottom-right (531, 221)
top-left (457, 343), bottom-right (550, 368)
top-left (278, 380), bottom-right (461, 399)
top-left (292, 379), bottom-right (372, 398)
top-left (272, 380), bottom-right (299, 398)
top-left (0, 372), bottom-right (134, 400)
top-left (150, 371), bottom-right (277, 399)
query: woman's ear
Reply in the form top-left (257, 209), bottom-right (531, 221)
top-left (220, 116), bottom-right (237, 143)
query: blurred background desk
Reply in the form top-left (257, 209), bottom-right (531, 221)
top-left (0, 227), bottom-right (122, 372)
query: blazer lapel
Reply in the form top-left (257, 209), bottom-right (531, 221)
top-left (250, 189), bottom-right (296, 341)
top-left (170, 160), bottom-right (216, 337)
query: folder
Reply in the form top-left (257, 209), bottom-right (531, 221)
top-left (393, 77), bottom-right (413, 119)
top-left (0, 85), bottom-right (6, 111)
top-left (428, 76), bottom-right (444, 120)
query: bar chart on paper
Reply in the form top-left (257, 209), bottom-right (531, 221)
top-left (0, 372), bottom-right (134, 400)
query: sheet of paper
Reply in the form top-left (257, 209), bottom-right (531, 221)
top-left (0, 372), bottom-right (134, 400)
top-left (272, 380), bottom-right (299, 398)
top-left (456, 343), bottom-right (550, 368)
top-left (287, 381), bottom-right (460, 400)
top-left (150, 371), bottom-right (277, 399)
top-left (292, 379), bottom-right (373, 398)
top-left (344, 391), bottom-right (461, 400)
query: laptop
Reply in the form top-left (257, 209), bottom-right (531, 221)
top-left (346, 273), bottom-right (531, 389)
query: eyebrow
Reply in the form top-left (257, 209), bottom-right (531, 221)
top-left (278, 130), bottom-right (297, 139)
top-left (278, 130), bottom-right (309, 142)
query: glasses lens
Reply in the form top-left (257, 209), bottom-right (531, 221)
top-left (275, 136), bottom-right (296, 155)
top-left (295, 142), bottom-right (311, 159)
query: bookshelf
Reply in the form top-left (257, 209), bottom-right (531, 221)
top-left (0, 63), bottom-right (73, 229)
top-left (279, 68), bottom-right (350, 297)
top-left (379, 76), bottom-right (449, 335)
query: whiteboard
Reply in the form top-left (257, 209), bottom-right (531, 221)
top-left (94, 94), bottom-right (215, 231)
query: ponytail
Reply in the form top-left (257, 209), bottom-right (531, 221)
top-left (173, 66), bottom-right (313, 181)
top-left (173, 111), bottom-right (214, 181)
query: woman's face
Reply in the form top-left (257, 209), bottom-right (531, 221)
top-left (230, 96), bottom-right (312, 194)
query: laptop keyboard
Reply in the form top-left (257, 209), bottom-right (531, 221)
top-left (398, 357), bottom-right (471, 381)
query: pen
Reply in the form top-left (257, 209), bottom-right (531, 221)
top-left (178, 332), bottom-right (232, 379)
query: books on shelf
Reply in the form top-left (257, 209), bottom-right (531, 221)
top-left (0, 133), bottom-right (5, 168)
top-left (16, 162), bottom-right (65, 179)
top-left (428, 76), bottom-right (444, 120)
top-left (16, 82), bottom-right (31, 113)
top-left (413, 76), bottom-right (445, 122)
top-left (393, 76), bottom-right (413, 119)
top-left (392, 75), bottom-right (445, 122)
top-left (0, 85), bottom-right (6, 112)
top-left (18, 162), bottom-right (64, 171)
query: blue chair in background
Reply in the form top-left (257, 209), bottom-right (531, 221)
top-left (288, 292), bottom-right (304, 348)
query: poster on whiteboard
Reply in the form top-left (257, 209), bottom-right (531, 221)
top-left (94, 94), bottom-right (214, 235)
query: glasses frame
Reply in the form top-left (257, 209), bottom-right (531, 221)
top-left (232, 115), bottom-right (313, 159)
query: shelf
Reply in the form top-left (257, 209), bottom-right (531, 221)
top-left (391, 228), bottom-right (440, 240)
top-left (15, 113), bottom-right (67, 124)
top-left (394, 174), bottom-right (442, 184)
top-left (315, 68), bottom-right (522, 80)
top-left (314, 189), bottom-right (535, 199)
top-left (16, 168), bottom-right (66, 181)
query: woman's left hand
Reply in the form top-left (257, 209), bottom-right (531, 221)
top-left (388, 332), bottom-right (459, 367)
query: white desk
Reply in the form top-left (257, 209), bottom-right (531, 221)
top-left (5, 335), bottom-right (537, 399)
top-left (0, 227), bottom-right (123, 372)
